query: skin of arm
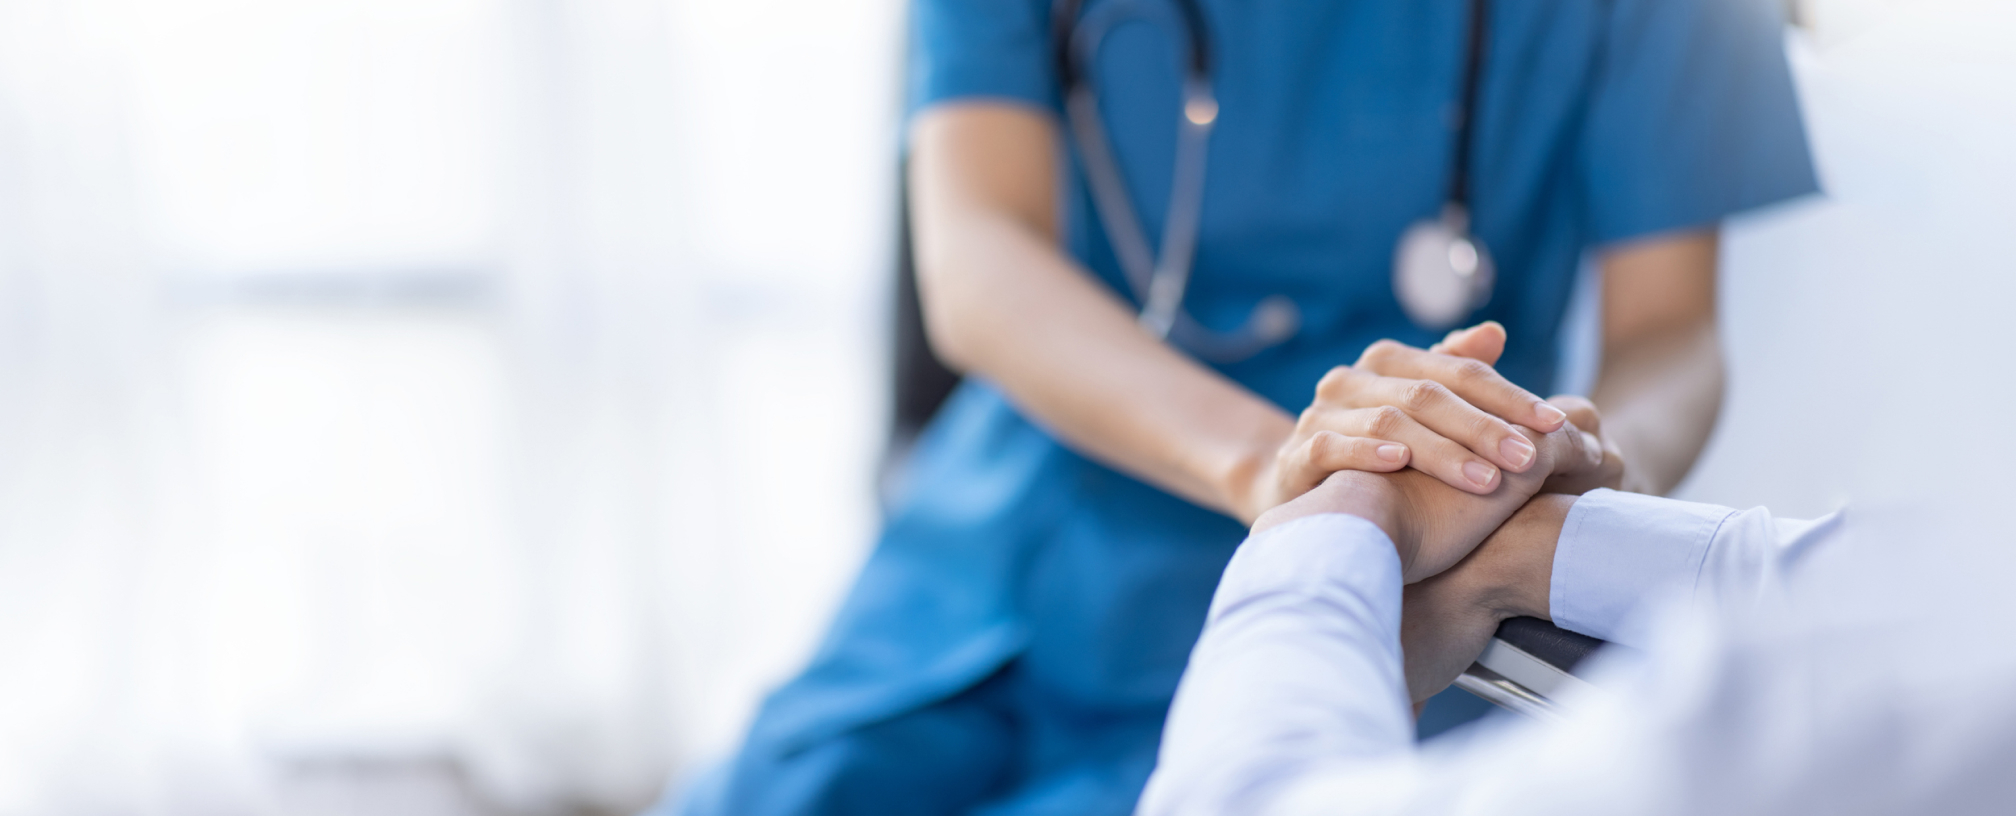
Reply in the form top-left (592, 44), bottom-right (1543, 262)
top-left (910, 102), bottom-right (1568, 523)
top-left (1592, 230), bottom-right (1724, 495)
top-left (1401, 494), bottom-right (1571, 702)
top-left (909, 102), bottom-right (1296, 518)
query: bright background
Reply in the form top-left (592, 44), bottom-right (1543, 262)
top-left (0, 0), bottom-right (2008, 814)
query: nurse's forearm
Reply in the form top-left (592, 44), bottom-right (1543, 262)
top-left (1591, 230), bottom-right (1724, 495)
top-left (1593, 325), bottom-right (1723, 495)
top-left (909, 103), bottom-right (1292, 518)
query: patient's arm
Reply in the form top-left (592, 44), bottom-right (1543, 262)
top-left (1138, 489), bottom-right (1848, 816)
top-left (1400, 489), bottom-right (1845, 702)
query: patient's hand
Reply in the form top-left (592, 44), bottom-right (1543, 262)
top-left (1390, 397), bottom-right (1611, 702)
top-left (1253, 418), bottom-right (1600, 584)
top-left (1539, 396), bottom-right (1625, 495)
top-left (1400, 494), bottom-right (1572, 702)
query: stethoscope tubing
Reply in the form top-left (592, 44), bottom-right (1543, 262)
top-left (1063, 0), bottom-right (1301, 361)
top-left (1057, 0), bottom-right (1488, 359)
top-left (1064, 0), bottom-right (1206, 339)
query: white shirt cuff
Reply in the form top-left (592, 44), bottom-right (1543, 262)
top-left (1549, 488), bottom-right (1735, 647)
top-left (1212, 513), bottom-right (1403, 628)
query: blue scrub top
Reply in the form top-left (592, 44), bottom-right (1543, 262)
top-left (737, 0), bottom-right (1815, 807)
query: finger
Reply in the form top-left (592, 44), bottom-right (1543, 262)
top-left (1429, 321), bottom-right (1507, 365)
top-left (1276, 431), bottom-right (1410, 498)
top-left (1538, 397), bottom-right (1606, 474)
top-left (1325, 367), bottom-right (1539, 474)
top-left (1322, 404), bottom-right (1502, 494)
top-left (1536, 422), bottom-right (1606, 477)
top-left (1355, 339), bottom-right (1566, 433)
top-left (1545, 394), bottom-right (1601, 435)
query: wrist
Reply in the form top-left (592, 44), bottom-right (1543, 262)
top-left (1215, 412), bottom-right (1297, 523)
top-left (1332, 472), bottom-right (1408, 557)
top-left (1253, 470), bottom-right (1411, 569)
top-left (1470, 493), bottom-right (1575, 620)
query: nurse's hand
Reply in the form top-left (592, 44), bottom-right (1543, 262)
top-left (1435, 328), bottom-right (1620, 493)
top-left (1252, 418), bottom-right (1601, 584)
top-left (1430, 325), bottom-right (1625, 495)
top-left (1249, 323), bottom-right (1567, 518)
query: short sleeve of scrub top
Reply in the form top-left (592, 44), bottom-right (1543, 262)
top-left (1579, 0), bottom-right (1819, 243)
top-left (908, 0), bottom-right (1056, 114)
top-left (903, 0), bottom-right (1820, 400)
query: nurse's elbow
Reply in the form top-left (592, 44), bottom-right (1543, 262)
top-left (920, 299), bottom-right (979, 375)
top-left (912, 253), bottom-right (981, 373)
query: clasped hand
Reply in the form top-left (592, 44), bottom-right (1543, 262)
top-left (1251, 322), bottom-right (1623, 704)
top-left (1252, 402), bottom-right (1601, 582)
top-left (1235, 322), bottom-right (1619, 522)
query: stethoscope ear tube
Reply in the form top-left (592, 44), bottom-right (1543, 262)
top-left (1139, 78), bottom-right (1212, 340)
top-left (1061, 0), bottom-right (1299, 361)
top-left (1066, 85), bottom-right (1159, 310)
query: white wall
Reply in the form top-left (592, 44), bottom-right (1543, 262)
top-left (1679, 0), bottom-right (2016, 518)
top-left (0, 0), bottom-right (905, 812)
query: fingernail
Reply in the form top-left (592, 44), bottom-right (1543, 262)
top-left (1499, 435), bottom-right (1534, 469)
top-left (1377, 444), bottom-right (1407, 463)
top-left (1464, 461), bottom-right (1498, 489)
top-left (1535, 402), bottom-right (1567, 428)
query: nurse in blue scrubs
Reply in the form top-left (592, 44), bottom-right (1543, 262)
top-left (666, 0), bottom-right (1816, 813)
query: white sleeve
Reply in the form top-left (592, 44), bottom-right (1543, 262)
top-left (1136, 505), bottom-right (1965, 816)
top-left (1135, 513), bottom-right (1413, 816)
top-left (1548, 488), bottom-right (1842, 647)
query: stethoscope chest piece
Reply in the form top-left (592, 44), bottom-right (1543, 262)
top-left (1393, 205), bottom-right (1494, 330)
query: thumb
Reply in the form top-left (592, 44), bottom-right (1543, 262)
top-left (1429, 321), bottom-right (1506, 365)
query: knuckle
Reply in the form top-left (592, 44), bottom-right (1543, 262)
top-left (1364, 405), bottom-right (1407, 436)
top-left (1359, 339), bottom-right (1404, 367)
top-left (1295, 406), bottom-right (1323, 433)
top-left (1571, 410), bottom-right (1601, 434)
top-left (1581, 428), bottom-right (1606, 461)
top-left (1336, 434), bottom-right (1375, 462)
top-left (1541, 430), bottom-right (1575, 466)
top-left (1467, 410), bottom-right (1504, 439)
top-left (1315, 366), bottom-right (1354, 398)
top-left (1275, 436), bottom-right (1304, 463)
top-left (1400, 379), bottom-right (1448, 412)
top-left (1305, 431), bottom-right (1334, 462)
top-left (1451, 358), bottom-right (1495, 384)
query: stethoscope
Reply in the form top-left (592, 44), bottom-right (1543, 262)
top-left (1053, 0), bottom-right (1495, 362)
